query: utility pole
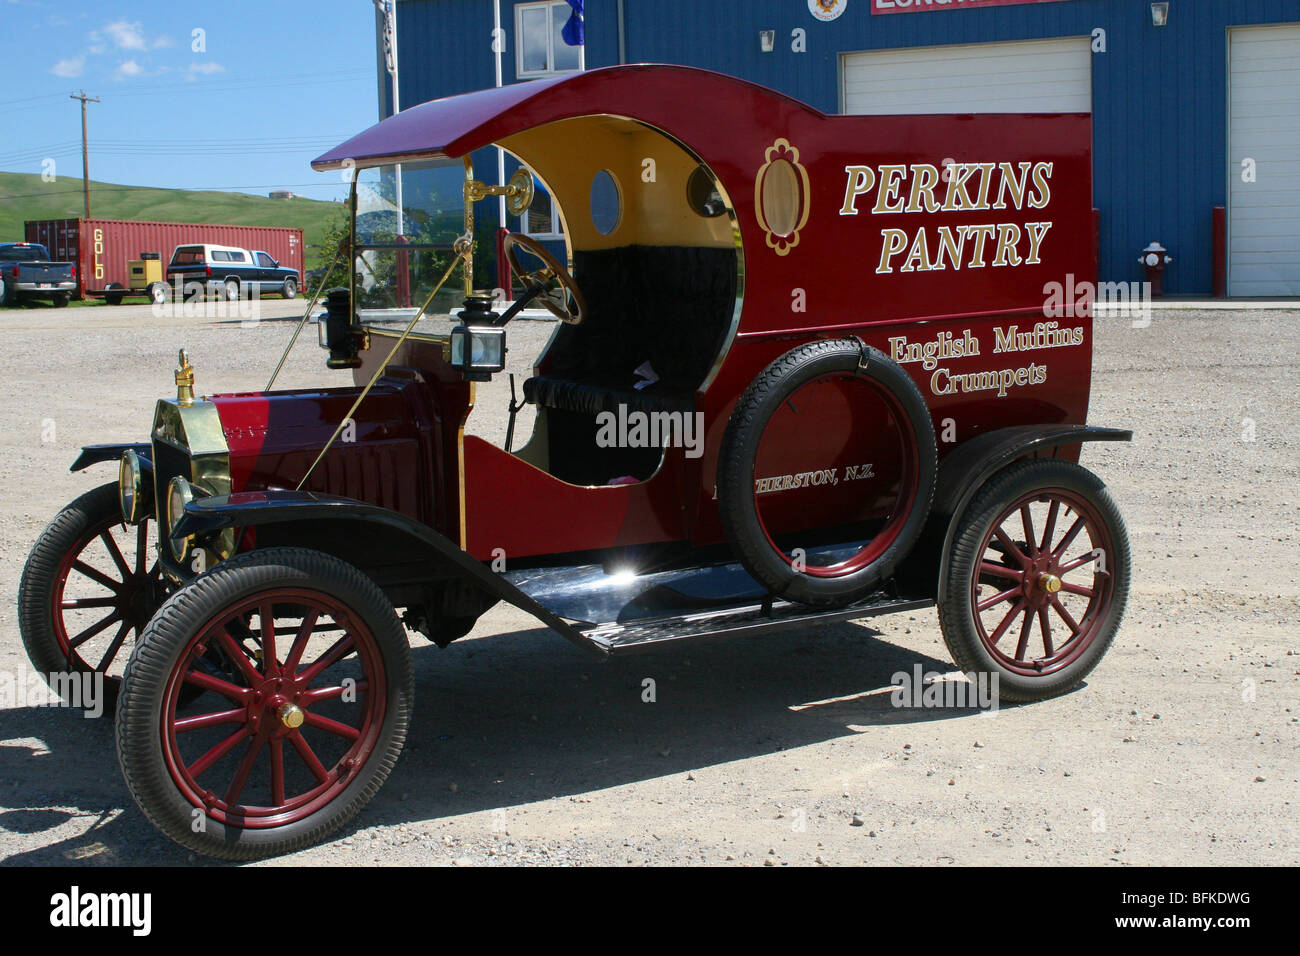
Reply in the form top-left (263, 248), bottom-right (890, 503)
top-left (70, 90), bottom-right (99, 219)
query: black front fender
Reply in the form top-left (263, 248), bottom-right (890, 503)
top-left (71, 442), bottom-right (151, 473)
top-left (900, 424), bottom-right (1132, 598)
top-left (174, 491), bottom-right (597, 656)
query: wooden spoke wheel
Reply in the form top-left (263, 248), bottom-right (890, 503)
top-left (939, 460), bottom-right (1130, 703)
top-left (116, 548), bottom-right (412, 860)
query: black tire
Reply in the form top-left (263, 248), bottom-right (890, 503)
top-left (281, 277), bottom-right (298, 299)
top-left (116, 547), bottom-right (413, 860)
top-left (52, 294), bottom-right (69, 308)
top-left (937, 459), bottom-right (1131, 703)
top-left (717, 339), bottom-right (937, 607)
top-left (105, 284), bottom-right (125, 306)
top-left (18, 483), bottom-right (164, 713)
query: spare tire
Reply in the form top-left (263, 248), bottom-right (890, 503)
top-left (717, 338), bottom-right (937, 607)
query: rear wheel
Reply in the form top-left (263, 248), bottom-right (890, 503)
top-left (0, 276), bottom-right (9, 306)
top-left (105, 283), bottom-right (125, 306)
top-left (116, 547), bottom-right (413, 860)
top-left (52, 294), bottom-right (69, 308)
top-left (938, 459), bottom-right (1130, 703)
top-left (149, 282), bottom-right (169, 306)
top-left (18, 483), bottom-right (165, 712)
top-left (223, 279), bottom-right (239, 301)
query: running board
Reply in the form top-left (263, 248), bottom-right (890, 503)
top-left (576, 592), bottom-right (934, 656)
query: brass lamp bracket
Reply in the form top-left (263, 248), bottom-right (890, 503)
top-left (465, 167), bottom-right (535, 216)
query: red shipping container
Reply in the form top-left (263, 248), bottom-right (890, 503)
top-left (24, 218), bottom-right (304, 299)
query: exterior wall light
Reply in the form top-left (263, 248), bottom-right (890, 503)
top-left (760, 30), bottom-right (776, 53)
top-left (1151, 2), bottom-right (1170, 27)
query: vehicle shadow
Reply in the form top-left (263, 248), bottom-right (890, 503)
top-left (0, 616), bottom-right (1003, 865)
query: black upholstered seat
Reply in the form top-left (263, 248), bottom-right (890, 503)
top-left (522, 244), bottom-right (736, 416)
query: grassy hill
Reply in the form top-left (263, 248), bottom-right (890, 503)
top-left (0, 171), bottom-right (345, 269)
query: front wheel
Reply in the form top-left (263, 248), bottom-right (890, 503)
top-left (281, 277), bottom-right (297, 299)
top-left (116, 547), bottom-right (413, 860)
top-left (18, 482), bottom-right (165, 712)
top-left (938, 459), bottom-right (1130, 703)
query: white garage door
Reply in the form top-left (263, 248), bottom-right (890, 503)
top-left (841, 36), bottom-right (1092, 115)
top-left (1229, 24), bottom-right (1300, 297)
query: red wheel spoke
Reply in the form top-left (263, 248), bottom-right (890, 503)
top-left (1060, 581), bottom-right (1094, 598)
top-left (270, 739), bottom-right (285, 806)
top-left (223, 736), bottom-right (265, 807)
top-left (214, 626), bottom-right (262, 686)
top-left (187, 728), bottom-right (248, 779)
top-left (1059, 552), bottom-right (1101, 575)
top-left (1014, 607), bottom-right (1035, 660)
top-left (289, 730), bottom-right (330, 784)
top-left (259, 602), bottom-right (279, 677)
top-left (100, 530), bottom-right (131, 579)
top-left (302, 711), bottom-right (361, 741)
top-left (299, 681), bottom-right (367, 705)
top-left (989, 598), bottom-right (1027, 644)
top-left (72, 560), bottom-right (121, 592)
top-left (183, 669), bottom-right (253, 703)
top-left (1019, 505), bottom-right (1037, 557)
top-left (296, 633), bottom-right (356, 685)
top-left (978, 560), bottom-right (1024, 583)
top-left (1034, 606), bottom-right (1055, 658)
top-left (1050, 596), bottom-right (1082, 636)
top-left (96, 621), bottom-right (132, 671)
top-left (992, 528), bottom-right (1030, 567)
top-left (135, 522), bottom-right (150, 575)
top-left (1052, 517), bottom-right (1087, 560)
top-left (977, 585), bottom-right (1021, 612)
top-left (282, 610), bottom-right (318, 676)
top-left (68, 611), bottom-right (121, 649)
top-left (1039, 499), bottom-right (1060, 553)
top-left (60, 596), bottom-right (118, 610)
top-left (174, 707), bottom-right (247, 733)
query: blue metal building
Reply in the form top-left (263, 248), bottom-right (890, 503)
top-left (379, 0), bottom-right (1300, 295)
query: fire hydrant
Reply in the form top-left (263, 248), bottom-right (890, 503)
top-left (1139, 241), bottom-right (1173, 297)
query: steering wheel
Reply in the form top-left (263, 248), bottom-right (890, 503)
top-left (502, 233), bottom-right (586, 325)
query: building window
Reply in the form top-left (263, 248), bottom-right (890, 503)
top-left (518, 180), bottom-right (564, 240)
top-left (516, 1), bottom-right (582, 78)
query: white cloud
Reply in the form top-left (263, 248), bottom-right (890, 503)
top-left (186, 62), bottom-right (225, 75)
top-left (88, 44), bottom-right (106, 54)
top-left (114, 58), bottom-right (143, 79)
top-left (51, 56), bottom-right (85, 78)
top-left (104, 19), bottom-right (147, 51)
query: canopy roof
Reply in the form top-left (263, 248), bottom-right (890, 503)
top-left (312, 65), bottom-right (818, 171)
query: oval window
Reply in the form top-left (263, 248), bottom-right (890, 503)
top-left (590, 170), bottom-right (622, 235)
top-left (687, 165), bottom-right (725, 218)
top-left (760, 158), bottom-right (802, 238)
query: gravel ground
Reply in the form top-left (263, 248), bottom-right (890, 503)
top-left (0, 299), bottom-right (1295, 867)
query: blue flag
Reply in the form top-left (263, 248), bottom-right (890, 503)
top-left (561, 0), bottom-right (584, 46)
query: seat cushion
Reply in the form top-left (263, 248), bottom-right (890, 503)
top-left (523, 374), bottom-right (694, 416)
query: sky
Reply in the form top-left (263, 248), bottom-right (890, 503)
top-left (0, 0), bottom-right (384, 202)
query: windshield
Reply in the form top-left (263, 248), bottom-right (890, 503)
top-left (352, 159), bottom-right (473, 322)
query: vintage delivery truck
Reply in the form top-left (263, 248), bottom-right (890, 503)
top-left (18, 65), bottom-right (1130, 859)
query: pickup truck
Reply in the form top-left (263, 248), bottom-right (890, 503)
top-left (0, 242), bottom-right (77, 307)
top-left (165, 243), bottom-right (300, 300)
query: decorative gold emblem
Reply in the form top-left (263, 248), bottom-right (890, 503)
top-left (174, 349), bottom-right (195, 407)
top-left (755, 139), bottom-right (811, 256)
